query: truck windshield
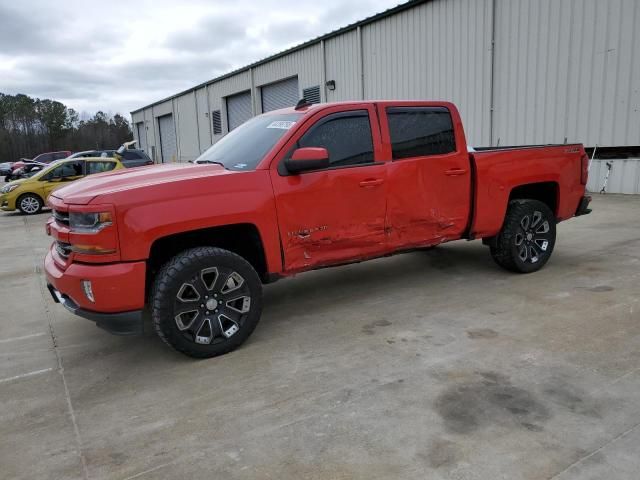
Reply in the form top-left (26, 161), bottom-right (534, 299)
top-left (196, 113), bottom-right (302, 171)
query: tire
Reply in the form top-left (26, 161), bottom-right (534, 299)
top-left (151, 247), bottom-right (263, 358)
top-left (17, 193), bottom-right (43, 215)
top-left (490, 199), bottom-right (556, 273)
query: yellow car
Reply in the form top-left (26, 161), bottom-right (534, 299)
top-left (0, 157), bottom-right (124, 215)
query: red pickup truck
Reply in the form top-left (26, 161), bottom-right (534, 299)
top-left (44, 100), bottom-right (591, 358)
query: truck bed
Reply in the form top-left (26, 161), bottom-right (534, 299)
top-left (469, 144), bottom-right (586, 238)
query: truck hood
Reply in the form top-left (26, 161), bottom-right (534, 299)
top-left (51, 163), bottom-right (234, 205)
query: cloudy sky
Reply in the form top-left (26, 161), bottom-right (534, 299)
top-left (0, 0), bottom-right (401, 118)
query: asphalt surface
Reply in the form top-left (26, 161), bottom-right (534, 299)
top-left (1, 194), bottom-right (639, 480)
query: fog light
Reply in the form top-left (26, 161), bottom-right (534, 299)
top-left (81, 280), bottom-right (95, 303)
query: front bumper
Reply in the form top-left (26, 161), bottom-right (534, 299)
top-left (47, 284), bottom-right (143, 335)
top-left (0, 193), bottom-right (16, 211)
top-left (44, 250), bottom-right (146, 335)
top-left (575, 195), bottom-right (592, 216)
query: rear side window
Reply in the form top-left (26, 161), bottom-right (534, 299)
top-left (296, 111), bottom-right (374, 167)
top-left (87, 161), bottom-right (116, 175)
top-left (386, 107), bottom-right (456, 159)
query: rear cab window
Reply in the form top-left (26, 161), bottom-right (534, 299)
top-left (385, 107), bottom-right (456, 159)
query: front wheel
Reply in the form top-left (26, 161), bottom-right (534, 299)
top-left (490, 199), bottom-right (556, 273)
top-left (17, 193), bottom-right (43, 215)
top-left (151, 247), bottom-right (263, 358)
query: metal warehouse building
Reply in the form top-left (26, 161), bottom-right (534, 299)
top-left (131, 0), bottom-right (640, 191)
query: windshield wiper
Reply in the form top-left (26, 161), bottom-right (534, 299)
top-left (200, 160), bottom-right (225, 167)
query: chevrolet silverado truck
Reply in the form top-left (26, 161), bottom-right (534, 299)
top-left (44, 100), bottom-right (592, 358)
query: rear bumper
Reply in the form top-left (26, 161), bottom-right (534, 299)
top-left (44, 249), bottom-right (146, 335)
top-left (575, 195), bottom-right (592, 216)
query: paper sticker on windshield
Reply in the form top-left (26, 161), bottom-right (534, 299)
top-left (267, 120), bottom-right (295, 130)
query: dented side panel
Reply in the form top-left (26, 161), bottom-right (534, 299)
top-left (274, 164), bottom-right (389, 272)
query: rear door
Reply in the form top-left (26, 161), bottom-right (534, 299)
top-left (380, 104), bottom-right (471, 249)
top-left (270, 105), bottom-right (388, 271)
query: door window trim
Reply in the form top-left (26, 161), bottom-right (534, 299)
top-left (384, 106), bottom-right (459, 161)
top-left (277, 109), bottom-right (379, 176)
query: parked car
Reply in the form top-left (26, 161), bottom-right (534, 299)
top-left (0, 162), bottom-right (14, 177)
top-left (10, 162), bottom-right (47, 180)
top-left (6, 151), bottom-right (71, 181)
top-left (1, 156), bottom-right (125, 214)
top-left (44, 100), bottom-right (591, 358)
top-left (114, 141), bottom-right (153, 168)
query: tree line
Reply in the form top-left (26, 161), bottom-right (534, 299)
top-left (0, 93), bottom-right (132, 161)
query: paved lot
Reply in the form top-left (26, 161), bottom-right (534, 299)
top-left (1, 194), bottom-right (639, 480)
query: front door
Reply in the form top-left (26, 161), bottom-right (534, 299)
top-left (380, 104), bottom-right (471, 249)
top-left (43, 160), bottom-right (85, 198)
top-left (270, 105), bottom-right (388, 272)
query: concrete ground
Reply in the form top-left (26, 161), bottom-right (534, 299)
top-left (1, 194), bottom-right (639, 480)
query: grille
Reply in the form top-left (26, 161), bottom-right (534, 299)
top-left (55, 241), bottom-right (72, 259)
top-left (53, 210), bottom-right (69, 226)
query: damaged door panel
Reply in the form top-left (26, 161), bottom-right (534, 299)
top-left (270, 105), bottom-right (388, 271)
top-left (379, 105), bottom-right (471, 249)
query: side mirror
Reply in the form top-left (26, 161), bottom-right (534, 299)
top-left (285, 147), bottom-right (329, 174)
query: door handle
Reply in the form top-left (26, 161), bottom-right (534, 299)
top-left (359, 178), bottom-right (384, 187)
top-left (444, 168), bottom-right (468, 176)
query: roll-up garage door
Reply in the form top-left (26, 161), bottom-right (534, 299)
top-left (261, 77), bottom-right (299, 112)
top-left (226, 91), bottom-right (252, 131)
top-left (136, 122), bottom-right (147, 153)
top-left (158, 114), bottom-right (177, 163)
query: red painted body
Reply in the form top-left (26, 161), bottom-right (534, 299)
top-left (44, 101), bottom-right (588, 315)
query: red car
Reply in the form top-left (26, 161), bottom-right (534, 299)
top-left (44, 100), bottom-right (591, 358)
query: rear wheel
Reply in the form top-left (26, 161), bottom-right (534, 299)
top-left (490, 199), bottom-right (556, 273)
top-left (17, 193), bottom-right (43, 215)
top-left (151, 247), bottom-right (263, 358)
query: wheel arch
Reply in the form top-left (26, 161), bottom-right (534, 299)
top-left (146, 223), bottom-right (269, 296)
top-left (16, 191), bottom-right (44, 211)
top-left (508, 181), bottom-right (559, 216)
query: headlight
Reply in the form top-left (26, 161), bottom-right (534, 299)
top-left (69, 211), bottom-right (113, 233)
top-left (1, 184), bottom-right (19, 194)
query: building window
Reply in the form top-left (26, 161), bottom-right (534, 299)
top-left (303, 85), bottom-right (321, 104)
top-left (211, 110), bottom-right (222, 135)
top-left (386, 107), bottom-right (456, 159)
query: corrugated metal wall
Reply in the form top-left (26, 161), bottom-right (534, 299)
top-left (132, 0), bottom-right (640, 167)
top-left (324, 30), bottom-right (361, 102)
top-left (493, 0), bottom-right (640, 147)
top-left (587, 159), bottom-right (640, 194)
top-left (361, 0), bottom-right (493, 145)
top-left (175, 93), bottom-right (200, 162)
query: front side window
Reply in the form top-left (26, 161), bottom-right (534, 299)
top-left (87, 161), bottom-right (116, 175)
top-left (49, 160), bottom-right (84, 179)
top-left (295, 111), bottom-right (374, 167)
top-left (386, 107), bottom-right (456, 159)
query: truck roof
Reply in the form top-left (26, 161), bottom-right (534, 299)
top-left (272, 99), bottom-right (454, 115)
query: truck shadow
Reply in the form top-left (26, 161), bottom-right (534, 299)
top-left (260, 242), bottom-right (495, 325)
